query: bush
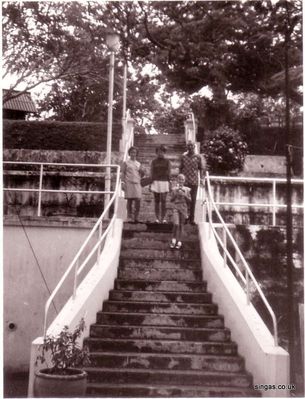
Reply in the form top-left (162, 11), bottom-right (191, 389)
top-left (203, 125), bottom-right (248, 175)
top-left (3, 120), bottom-right (122, 151)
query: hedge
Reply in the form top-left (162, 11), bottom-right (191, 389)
top-left (241, 125), bottom-right (303, 156)
top-left (3, 120), bottom-right (122, 151)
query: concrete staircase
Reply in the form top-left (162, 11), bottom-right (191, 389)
top-left (134, 134), bottom-right (186, 223)
top-left (84, 223), bottom-right (259, 397)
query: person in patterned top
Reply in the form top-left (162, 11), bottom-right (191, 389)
top-left (179, 141), bottom-right (204, 224)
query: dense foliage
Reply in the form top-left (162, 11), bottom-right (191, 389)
top-left (203, 126), bottom-right (248, 174)
top-left (36, 318), bottom-right (90, 374)
top-left (2, 1), bottom-right (302, 141)
top-left (3, 120), bottom-right (121, 151)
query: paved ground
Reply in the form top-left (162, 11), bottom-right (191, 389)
top-left (4, 372), bottom-right (28, 398)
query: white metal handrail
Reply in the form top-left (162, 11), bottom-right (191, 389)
top-left (42, 111), bottom-right (135, 338)
top-left (43, 164), bottom-right (121, 337)
top-left (3, 161), bottom-right (116, 217)
top-left (208, 175), bottom-right (303, 226)
top-left (204, 172), bottom-right (279, 346)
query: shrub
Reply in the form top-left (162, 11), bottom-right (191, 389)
top-left (3, 120), bottom-right (122, 151)
top-left (203, 125), bottom-right (248, 175)
top-left (36, 318), bottom-right (90, 375)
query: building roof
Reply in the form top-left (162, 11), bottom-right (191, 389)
top-left (3, 90), bottom-right (38, 113)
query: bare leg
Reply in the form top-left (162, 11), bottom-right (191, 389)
top-left (160, 193), bottom-right (167, 221)
top-left (177, 214), bottom-right (185, 243)
top-left (172, 224), bottom-right (178, 241)
top-left (134, 198), bottom-right (141, 222)
top-left (154, 193), bottom-right (160, 221)
top-left (127, 199), bottom-right (133, 220)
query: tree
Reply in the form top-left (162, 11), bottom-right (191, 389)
top-left (2, 1), bottom-right (110, 103)
top-left (131, 1), bottom-right (302, 99)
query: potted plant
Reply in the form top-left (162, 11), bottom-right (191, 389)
top-left (34, 318), bottom-right (90, 398)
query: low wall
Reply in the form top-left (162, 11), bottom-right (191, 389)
top-left (3, 216), bottom-right (97, 373)
top-left (243, 155), bottom-right (286, 176)
top-left (198, 222), bottom-right (290, 397)
top-left (28, 218), bottom-right (123, 397)
top-left (210, 178), bottom-right (303, 227)
top-left (3, 150), bottom-right (122, 218)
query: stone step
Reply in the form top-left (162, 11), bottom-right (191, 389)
top-left (85, 367), bottom-right (253, 388)
top-left (84, 337), bottom-right (238, 355)
top-left (88, 352), bottom-right (245, 372)
top-left (86, 382), bottom-right (260, 397)
top-left (121, 237), bottom-right (200, 251)
top-left (122, 222), bottom-right (197, 234)
top-left (102, 301), bottom-right (217, 316)
top-left (114, 279), bottom-right (207, 292)
top-left (135, 134), bottom-right (185, 142)
top-left (122, 230), bottom-right (198, 241)
top-left (118, 266), bottom-right (202, 281)
top-left (120, 248), bottom-right (200, 260)
top-left (90, 324), bottom-right (231, 342)
top-left (120, 258), bottom-right (201, 270)
top-left (109, 289), bottom-right (210, 303)
top-left (97, 312), bottom-right (223, 328)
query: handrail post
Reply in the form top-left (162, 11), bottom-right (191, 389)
top-left (246, 270), bottom-right (250, 305)
top-left (223, 227), bottom-right (227, 267)
top-left (38, 164), bottom-right (44, 216)
top-left (73, 259), bottom-right (79, 299)
top-left (272, 180), bottom-right (277, 226)
top-left (97, 222), bottom-right (103, 262)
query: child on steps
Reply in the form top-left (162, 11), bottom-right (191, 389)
top-left (170, 174), bottom-right (191, 249)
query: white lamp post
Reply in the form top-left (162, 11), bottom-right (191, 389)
top-left (105, 31), bottom-right (120, 216)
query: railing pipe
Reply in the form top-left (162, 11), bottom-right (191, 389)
top-left (73, 259), bottom-right (79, 299)
top-left (76, 216), bottom-right (116, 277)
top-left (223, 227), bottom-right (227, 267)
top-left (205, 172), bottom-right (279, 346)
top-left (37, 164), bottom-right (44, 217)
top-left (272, 180), bottom-right (277, 226)
top-left (246, 270), bottom-right (250, 305)
top-left (43, 165), bottom-right (120, 338)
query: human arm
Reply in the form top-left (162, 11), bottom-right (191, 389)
top-left (167, 159), bottom-right (172, 181)
top-left (179, 156), bottom-right (184, 174)
top-left (139, 163), bottom-right (145, 178)
top-left (121, 162), bottom-right (126, 189)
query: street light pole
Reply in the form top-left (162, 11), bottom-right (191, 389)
top-left (122, 62), bottom-right (127, 126)
top-left (104, 32), bottom-right (120, 217)
top-left (284, 23), bottom-right (295, 384)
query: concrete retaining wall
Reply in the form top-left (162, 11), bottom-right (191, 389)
top-left (3, 217), bottom-right (96, 372)
top-left (198, 222), bottom-right (290, 397)
top-left (28, 218), bottom-right (123, 397)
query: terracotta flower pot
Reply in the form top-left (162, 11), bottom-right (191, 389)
top-left (34, 368), bottom-right (87, 398)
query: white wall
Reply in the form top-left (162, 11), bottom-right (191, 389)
top-left (28, 218), bottom-right (123, 397)
top-left (198, 222), bottom-right (290, 397)
top-left (3, 217), bottom-right (95, 372)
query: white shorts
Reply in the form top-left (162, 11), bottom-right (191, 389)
top-left (150, 180), bottom-right (169, 193)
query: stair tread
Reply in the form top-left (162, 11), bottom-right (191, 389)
top-left (89, 351), bottom-right (241, 360)
top-left (98, 311), bottom-right (221, 318)
top-left (117, 278), bottom-right (206, 286)
top-left (87, 381), bottom-right (258, 393)
top-left (103, 300), bottom-right (214, 306)
top-left (110, 289), bottom-right (207, 294)
top-left (91, 323), bottom-right (228, 332)
top-left (85, 366), bottom-right (251, 377)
